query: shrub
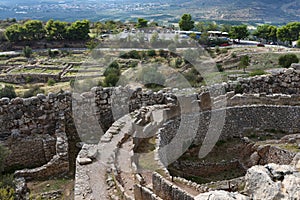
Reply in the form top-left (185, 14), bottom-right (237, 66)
top-left (69, 79), bottom-right (75, 89)
top-left (128, 61), bottom-right (138, 68)
top-left (175, 58), bottom-right (183, 68)
top-left (239, 55), bottom-right (250, 72)
top-left (234, 84), bottom-right (243, 94)
top-left (47, 49), bottom-right (60, 58)
top-left (104, 73), bottom-right (119, 87)
top-left (147, 49), bottom-right (156, 57)
top-left (231, 52), bottom-right (237, 58)
top-left (104, 61), bottom-right (120, 77)
top-left (47, 78), bottom-right (56, 86)
top-left (216, 64), bottom-right (224, 72)
top-left (23, 86), bottom-right (45, 98)
top-left (158, 49), bottom-right (166, 57)
top-left (120, 50), bottom-right (141, 59)
top-left (102, 61), bottom-right (121, 87)
top-left (297, 40), bottom-right (300, 48)
top-left (25, 76), bottom-right (33, 83)
top-left (278, 54), bottom-right (299, 68)
top-left (0, 85), bottom-right (16, 99)
top-left (23, 46), bottom-right (32, 58)
top-left (215, 46), bottom-right (220, 54)
top-left (128, 50), bottom-right (141, 59)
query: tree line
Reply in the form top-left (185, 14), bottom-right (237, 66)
top-left (178, 14), bottom-right (300, 45)
top-left (4, 19), bottom-right (90, 42)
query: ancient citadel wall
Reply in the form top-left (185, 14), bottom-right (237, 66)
top-left (0, 67), bottom-right (299, 180)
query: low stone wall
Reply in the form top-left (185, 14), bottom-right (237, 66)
top-left (4, 135), bottom-right (56, 171)
top-left (159, 105), bottom-right (300, 148)
top-left (14, 112), bottom-right (69, 180)
top-left (171, 160), bottom-right (244, 178)
top-left (134, 184), bottom-right (162, 200)
top-left (152, 172), bottom-right (194, 200)
top-left (218, 67), bottom-right (300, 94)
top-left (0, 73), bottom-right (60, 84)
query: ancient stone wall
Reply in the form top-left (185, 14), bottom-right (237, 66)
top-left (1, 67), bottom-right (300, 184)
top-left (217, 67), bottom-right (300, 94)
top-left (159, 105), bottom-right (300, 147)
top-left (134, 184), bottom-right (162, 200)
top-left (152, 172), bottom-right (194, 200)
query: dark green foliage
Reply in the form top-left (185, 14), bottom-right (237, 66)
top-left (23, 46), bottom-right (32, 58)
top-left (120, 50), bottom-right (141, 59)
top-left (23, 86), bottom-right (45, 98)
top-left (66, 20), bottom-right (90, 41)
top-left (103, 61), bottom-right (121, 87)
top-left (239, 55), bottom-right (250, 72)
top-left (5, 20), bottom-right (44, 42)
top-left (147, 49), bottom-right (156, 57)
top-left (47, 78), bottom-right (56, 86)
top-left (104, 61), bottom-right (120, 76)
top-left (277, 22), bottom-right (300, 44)
top-left (128, 61), bottom-right (138, 68)
top-left (158, 49), bottom-right (166, 57)
top-left (179, 14), bottom-right (194, 31)
top-left (4, 24), bottom-right (24, 42)
top-left (229, 25), bottom-right (249, 41)
top-left (137, 18), bottom-right (148, 28)
top-left (254, 24), bottom-right (277, 42)
top-left (5, 19), bottom-right (90, 42)
top-left (104, 73), bottom-right (120, 87)
top-left (25, 76), bottom-right (33, 83)
top-left (23, 20), bottom-right (45, 40)
top-left (45, 19), bottom-right (67, 40)
top-left (175, 58), bottom-right (183, 68)
top-left (69, 79), bottom-right (75, 89)
top-left (234, 84), bottom-right (243, 94)
top-left (278, 54), bottom-right (299, 68)
top-left (0, 85), bottom-right (16, 99)
top-left (216, 64), bottom-right (224, 72)
top-left (47, 49), bottom-right (60, 58)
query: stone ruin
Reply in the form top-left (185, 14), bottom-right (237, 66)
top-left (0, 64), bottom-right (300, 199)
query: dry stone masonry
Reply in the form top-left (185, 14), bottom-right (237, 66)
top-left (0, 66), bottom-right (300, 199)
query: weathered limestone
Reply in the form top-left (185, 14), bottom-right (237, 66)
top-left (244, 163), bottom-right (300, 199)
top-left (195, 190), bottom-right (249, 200)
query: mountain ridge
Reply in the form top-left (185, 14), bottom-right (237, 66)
top-left (0, 0), bottom-right (299, 23)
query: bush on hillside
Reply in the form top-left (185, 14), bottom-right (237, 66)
top-left (0, 85), bottom-right (16, 99)
top-left (278, 54), bottom-right (299, 68)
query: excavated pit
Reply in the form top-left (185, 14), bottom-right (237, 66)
top-left (156, 116), bottom-right (299, 185)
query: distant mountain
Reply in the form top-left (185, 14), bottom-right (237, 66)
top-left (0, 0), bottom-right (299, 23)
top-left (171, 0), bottom-right (300, 23)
